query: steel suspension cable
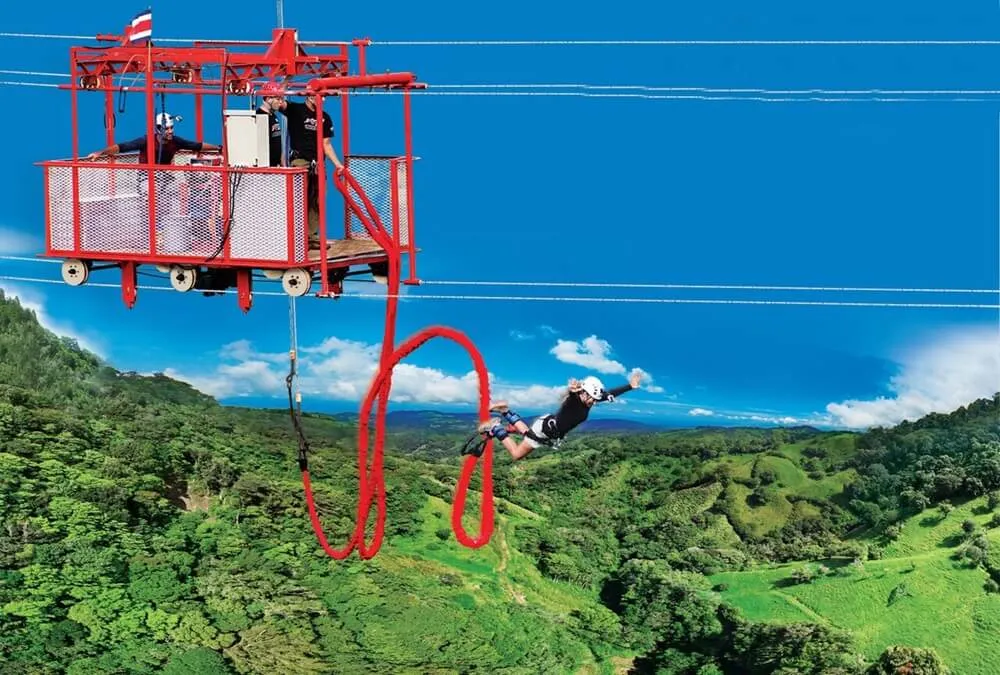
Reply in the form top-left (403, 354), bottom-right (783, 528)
top-left (5, 76), bottom-right (1000, 102)
top-left (3, 257), bottom-right (995, 296)
top-left (5, 31), bottom-right (1000, 46)
top-left (420, 278), bottom-right (1000, 294)
top-left (9, 69), bottom-right (1000, 99)
top-left (1, 274), bottom-right (996, 309)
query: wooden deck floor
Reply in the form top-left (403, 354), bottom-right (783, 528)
top-left (307, 238), bottom-right (385, 263)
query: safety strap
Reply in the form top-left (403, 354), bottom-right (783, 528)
top-left (461, 432), bottom-right (488, 457)
top-left (285, 296), bottom-right (310, 471)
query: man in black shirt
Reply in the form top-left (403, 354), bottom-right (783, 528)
top-left (265, 86), bottom-right (344, 248)
top-left (85, 113), bottom-right (219, 163)
top-left (471, 372), bottom-right (642, 460)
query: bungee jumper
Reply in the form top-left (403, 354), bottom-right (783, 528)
top-left (466, 373), bottom-right (643, 460)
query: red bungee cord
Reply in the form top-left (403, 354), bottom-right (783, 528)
top-left (296, 170), bottom-right (495, 559)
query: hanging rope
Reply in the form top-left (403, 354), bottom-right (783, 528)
top-left (299, 323), bottom-right (496, 559)
top-left (295, 167), bottom-right (495, 559)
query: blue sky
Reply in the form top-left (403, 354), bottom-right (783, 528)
top-left (0, 0), bottom-right (998, 430)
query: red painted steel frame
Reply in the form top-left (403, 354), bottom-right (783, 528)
top-left (40, 26), bottom-right (424, 309)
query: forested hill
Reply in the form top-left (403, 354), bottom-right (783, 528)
top-left (330, 409), bottom-right (664, 433)
top-left (1, 290), bottom-right (998, 674)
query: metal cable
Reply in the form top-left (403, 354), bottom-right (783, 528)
top-left (0, 274), bottom-right (996, 309)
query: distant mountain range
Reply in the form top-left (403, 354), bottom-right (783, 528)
top-left (326, 409), bottom-right (669, 433)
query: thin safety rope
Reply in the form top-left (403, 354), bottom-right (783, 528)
top-left (5, 77), bottom-right (1000, 102)
top-left (0, 31), bottom-right (349, 44)
top-left (421, 278), bottom-right (1000, 294)
top-left (371, 39), bottom-right (1000, 46)
top-left (9, 69), bottom-right (1000, 99)
top-left (5, 31), bottom-right (1000, 45)
top-left (0, 275), bottom-right (996, 309)
top-left (376, 91), bottom-right (1000, 103)
top-left (429, 83), bottom-right (1000, 95)
top-left (289, 295), bottom-right (301, 410)
top-left (0, 80), bottom-right (59, 88)
top-left (1, 259), bottom-right (995, 295)
top-left (5, 74), bottom-right (1000, 103)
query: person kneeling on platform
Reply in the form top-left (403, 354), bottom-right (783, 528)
top-left (469, 372), bottom-right (641, 460)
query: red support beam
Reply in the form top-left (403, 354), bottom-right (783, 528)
top-left (308, 72), bottom-right (417, 92)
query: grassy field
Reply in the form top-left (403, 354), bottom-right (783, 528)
top-left (710, 495), bottom-right (1000, 674)
top-left (696, 439), bottom-right (859, 538)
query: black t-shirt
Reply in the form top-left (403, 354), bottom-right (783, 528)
top-left (257, 107), bottom-right (283, 166)
top-left (282, 101), bottom-right (333, 162)
top-left (118, 133), bottom-right (203, 164)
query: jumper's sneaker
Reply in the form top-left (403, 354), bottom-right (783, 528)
top-left (478, 417), bottom-right (508, 440)
top-left (489, 401), bottom-right (509, 413)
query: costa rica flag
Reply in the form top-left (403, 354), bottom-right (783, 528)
top-left (125, 8), bottom-right (152, 45)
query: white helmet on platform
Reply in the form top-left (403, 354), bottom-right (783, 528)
top-left (580, 376), bottom-right (604, 399)
top-left (155, 112), bottom-right (181, 130)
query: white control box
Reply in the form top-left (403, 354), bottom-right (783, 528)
top-left (224, 109), bottom-right (270, 167)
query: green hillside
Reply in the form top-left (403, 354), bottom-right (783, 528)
top-left (1, 290), bottom-right (997, 674)
top-left (710, 494), bottom-right (1000, 675)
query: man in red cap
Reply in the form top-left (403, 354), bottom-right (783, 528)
top-left (258, 81), bottom-right (286, 167)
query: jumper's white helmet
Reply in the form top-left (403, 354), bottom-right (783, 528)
top-left (155, 112), bottom-right (181, 130)
top-left (580, 376), bottom-right (604, 399)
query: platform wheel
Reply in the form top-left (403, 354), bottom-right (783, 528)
top-left (169, 265), bottom-right (198, 292)
top-left (61, 259), bottom-right (89, 287)
top-left (281, 268), bottom-right (312, 297)
top-left (262, 269), bottom-right (283, 280)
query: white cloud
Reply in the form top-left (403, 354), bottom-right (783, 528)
top-left (0, 226), bottom-right (40, 255)
top-left (825, 324), bottom-right (1000, 429)
top-left (550, 334), bottom-right (666, 393)
top-left (164, 334), bottom-right (568, 410)
top-left (221, 338), bottom-right (287, 363)
top-left (551, 335), bottom-right (626, 374)
top-left (684, 405), bottom-right (816, 426)
top-left (0, 281), bottom-right (106, 359)
top-left (737, 413), bottom-right (808, 425)
top-left (509, 324), bottom-right (559, 341)
top-left (493, 383), bottom-right (567, 410)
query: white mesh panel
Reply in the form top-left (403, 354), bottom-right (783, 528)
top-left (344, 156), bottom-right (410, 246)
top-left (45, 159), bottom-right (307, 263)
top-left (47, 165), bottom-right (75, 251)
top-left (395, 160), bottom-right (410, 244)
top-left (292, 173), bottom-right (306, 263)
top-left (227, 172), bottom-right (305, 262)
top-left (46, 164), bottom-right (151, 254)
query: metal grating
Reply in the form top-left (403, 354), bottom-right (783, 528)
top-left (344, 156), bottom-right (410, 247)
top-left (224, 171), bottom-right (305, 262)
top-left (45, 158), bottom-right (308, 264)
